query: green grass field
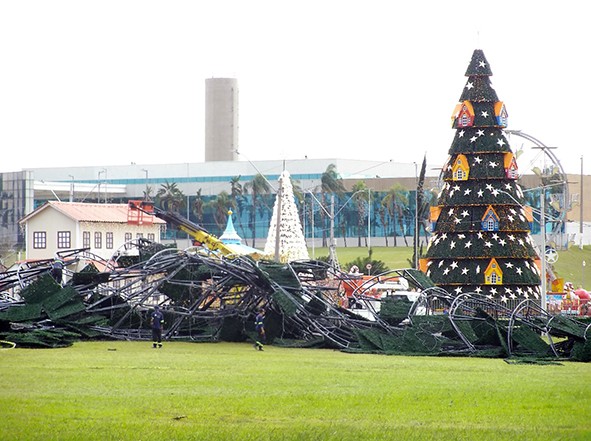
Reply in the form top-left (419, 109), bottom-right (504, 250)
top-left (2, 341), bottom-right (591, 440)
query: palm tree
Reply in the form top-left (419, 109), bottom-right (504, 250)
top-left (193, 188), bottom-right (204, 225)
top-left (378, 205), bottom-right (389, 247)
top-left (351, 181), bottom-right (369, 247)
top-left (383, 183), bottom-right (409, 247)
top-left (244, 173), bottom-right (271, 247)
top-left (229, 176), bottom-right (246, 237)
top-left (206, 191), bottom-right (235, 232)
top-left (143, 185), bottom-right (154, 202)
top-left (290, 176), bottom-right (306, 232)
top-left (156, 181), bottom-right (185, 212)
top-left (318, 164), bottom-right (346, 247)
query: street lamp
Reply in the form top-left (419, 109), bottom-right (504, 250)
top-left (306, 188), bottom-right (369, 270)
top-left (413, 162), bottom-right (419, 269)
top-left (367, 188), bottom-right (371, 251)
top-left (68, 175), bottom-right (74, 202)
top-left (142, 169), bottom-right (149, 200)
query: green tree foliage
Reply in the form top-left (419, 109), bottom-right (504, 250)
top-left (317, 164), bottom-right (346, 247)
top-left (382, 183), bottom-right (409, 247)
top-left (244, 173), bottom-right (271, 246)
top-left (156, 181), bottom-right (185, 212)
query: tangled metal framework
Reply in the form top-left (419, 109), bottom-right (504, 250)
top-left (0, 240), bottom-right (589, 359)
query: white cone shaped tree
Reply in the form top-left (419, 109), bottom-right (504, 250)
top-left (264, 170), bottom-right (310, 262)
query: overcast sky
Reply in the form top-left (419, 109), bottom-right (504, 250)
top-left (1, 1), bottom-right (589, 176)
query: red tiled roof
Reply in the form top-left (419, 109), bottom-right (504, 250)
top-left (20, 201), bottom-right (166, 224)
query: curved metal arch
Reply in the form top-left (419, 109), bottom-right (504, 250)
top-left (504, 129), bottom-right (569, 242)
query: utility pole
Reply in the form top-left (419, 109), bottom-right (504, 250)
top-left (541, 187), bottom-right (547, 311)
top-left (580, 155), bottom-right (584, 250)
top-left (367, 188), bottom-right (371, 251)
top-left (273, 181), bottom-right (283, 262)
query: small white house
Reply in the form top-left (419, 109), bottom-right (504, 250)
top-left (19, 201), bottom-right (166, 261)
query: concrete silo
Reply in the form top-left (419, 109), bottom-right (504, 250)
top-left (205, 78), bottom-right (239, 162)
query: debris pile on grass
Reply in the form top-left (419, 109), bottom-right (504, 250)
top-left (0, 243), bottom-right (589, 362)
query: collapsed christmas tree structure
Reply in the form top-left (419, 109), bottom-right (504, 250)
top-left (423, 49), bottom-right (542, 306)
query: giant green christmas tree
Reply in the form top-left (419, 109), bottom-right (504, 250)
top-left (423, 49), bottom-right (542, 304)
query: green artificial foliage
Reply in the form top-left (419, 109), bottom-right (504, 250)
top-left (20, 274), bottom-right (60, 304)
top-left (271, 287), bottom-right (298, 316)
top-left (378, 296), bottom-right (413, 325)
top-left (570, 339), bottom-right (591, 362)
top-left (511, 325), bottom-right (552, 357)
top-left (0, 303), bottom-right (44, 322)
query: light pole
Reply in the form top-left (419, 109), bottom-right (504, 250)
top-left (413, 162), bottom-right (419, 269)
top-left (68, 175), bottom-right (74, 202)
top-left (367, 188), bottom-right (371, 251)
top-left (540, 185), bottom-right (547, 311)
top-left (97, 170), bottom-right (103, 202)
top-left (580, 155), bottom-right (584, 250)
top-left (306, 189), bottom-right (368, 270)
top-left (142, 168), bottom-right (149, 200)
top-left (103, 169), bottom-right (108, 203)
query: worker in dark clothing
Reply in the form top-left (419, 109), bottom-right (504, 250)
top-left (254, 308), bottom-right (266, 351)
top-left (50, 259), bottom-right (64, 285)
top-left (151, 306), bottom-right (164, 348)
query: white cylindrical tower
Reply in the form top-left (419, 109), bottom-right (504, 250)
top-left (205, 78), bottom-right (239, 161)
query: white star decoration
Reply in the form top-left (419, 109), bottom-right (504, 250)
top-left (496, 138), bottom-right (506, 147)
top-left (479, 61), bottom-right (486, 68)
top-left (466, 82), bottom-right (474, 90)
top-left (474, 156), bottom-right (482, 164)
top-left (481, 111), bottom-right (489, 118)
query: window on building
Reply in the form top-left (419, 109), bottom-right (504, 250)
top-left (33, 231), bottom-right (47, 249)
top-left (57, 231), bottom-right (71, 249)
top-left (148, 233), bottom-right (155, 241)
top-left (136, 233), bottom-right (144, 239)
top-left (106, 232), bottom-right (114, 249)
top-left (125, 232), bottom-right (132, 243)
top-left (83, 231), bottom-right (90, 248)
top-left (94, 232), bottom-right (102, 249)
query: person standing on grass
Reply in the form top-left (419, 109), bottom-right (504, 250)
top-left (151, 306), bottom-right (164, 348)
top-left (254, 308), bottom-right (266, 351)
